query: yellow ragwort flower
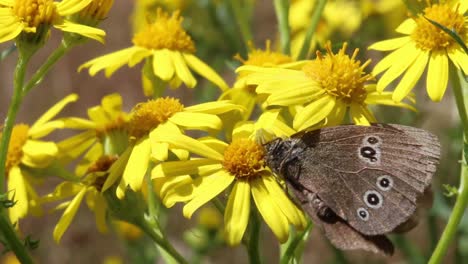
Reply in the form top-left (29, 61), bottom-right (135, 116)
top-left (44, 155), bottom-right (116, 243)
top-left (101, 97), bottom-right (243, 199)
top-left (369, 0), bottom-right (468, 102)
top-left (238, 42), bottom-right (416, 131)
top-left (57, 93), bottom-right (129, 176)
top-left (152, 113), bottom-right (305, 245)
top-left (1, 94), bottom-right (78, 226)
top-left (79, 8), bottom-right (228, 91)
top-left (221, 40), bottom-right (306, 120)
top-left (289, 0), bottom-right (362, 57)
top-left (0, 0), bottom-right (106, 43)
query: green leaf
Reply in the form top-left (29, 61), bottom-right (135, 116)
top-left (424, 17), bottom-right (468, 54)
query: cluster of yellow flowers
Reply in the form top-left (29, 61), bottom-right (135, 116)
top-left (0, 0), bottom-right (466, 262)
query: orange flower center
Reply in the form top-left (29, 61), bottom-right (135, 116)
top-left (302, 42), bottom-right (372, 104)
top-left (223, 138), bottom-right (265, 179)
top-left (411, 3), bottom-right (466, 51)
top-left (12, 0), bottom-right (57, 28)
top-left (132, 8), bottom-right (195, 52)
top-left (128, 97), bottom-right (184, 139)
top-left (2, 124), bottom-right (29, 174)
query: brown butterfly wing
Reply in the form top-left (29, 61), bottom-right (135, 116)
top-left (290, 186), bottom-right (394, 255)
top-left (292, 124), bottom-right (440, 236)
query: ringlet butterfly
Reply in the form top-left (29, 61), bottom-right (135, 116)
top-left (263, 124), bottom-right (440, 255)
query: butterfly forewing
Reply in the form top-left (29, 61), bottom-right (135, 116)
top-left (265, 124), bottom-right (440, 238)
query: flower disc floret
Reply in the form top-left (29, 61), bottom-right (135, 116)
top-left (128, 97), bottom-right (184, 139)
top-left (3, 124), bottom-right (29, 174)
top-left (223, 139), bottom-right (265, 179)
top-left (132, 8), bottom-right (195, 52)
top-left (302, 43), bottom-right (372, 104)
top-left (412, 4), bottom-right (466, 51)
top-left (13, 0), bottom-right (57, 29)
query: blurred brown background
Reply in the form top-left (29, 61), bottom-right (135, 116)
top-left (0, 1), bottom-right (462, 263)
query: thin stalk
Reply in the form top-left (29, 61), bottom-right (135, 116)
top-left (22, 42), bottom-right (72, 95)
top-left (0, 49), bottom-right (34, 264)
top-left (139, 218), bottom-right (188, 264)
top-left (297, 0), bottom-right (327, 60)
top-left (428, 67), bottom-right (468, 264)
top-left (229, 0), bottom-right (253, 51)
top-left (0, 51), bottom-right (31, 192)
top-left (0, 213), bottom-right (33, 264)
top-left (274, 0), bottom-right (291, 55)
top-left (247, 209), bottom-right (262, 264)
top-left (280, 220), bottom-right (313, 264)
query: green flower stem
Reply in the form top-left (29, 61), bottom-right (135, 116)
top-left (0, 49), bottom-right (34, 264)
top-left (22, 41), bottom-right (73, 95)
top-left (297, 0), bottom-right (327, 60)
top-left (0, 52), bottom-right (31, 191)
top-left (280, 220), bottom-right (313, 264)
top-left (0, 213), bottom-right (33, 264)
top-left (139, 217), bottom-right (188, 264)
top-left (229, 0), bottom-right (253, 50)
top-left (274, 0), bottom-right (291, 55)
top-left (246, 209), bottom-right (262, 264)
top-left (428, 67), bottom-right (468, 264)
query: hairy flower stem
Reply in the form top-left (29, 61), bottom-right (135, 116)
top-left (429, 67), bottom-right (468, 264)
top-left (274, 0), bottom-right (291, 55)
top-left (0, 48), bottom-right (34, 264)
top-left (22, 41), bottom-right (74, 95)
top-left (297, 0), bottom-right (327, 60)
top-left (246, 209), bottom-right (262, 264)
top-left (139, 217), bottom-right (188, 264)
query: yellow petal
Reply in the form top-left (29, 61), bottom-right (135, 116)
top-left (154, 133), bottom-right (224, 161)
top-left (183, 170), bottom-right (234, 218)
top-left (427, 51), bottom-right (449, 102)
top-left (53, 187), bottom-right (88, 243)
top-left (447, 47), bottom-right (468, 74)
top-left (31, 94), bottom-right (78, 132)
top-left (155, 175), bottom-right (195, 207)
top-left (21, 140), bottom-right (58, 168)
top-left (149, 122), bottom-right (182, 161)
top-left (54, 20), bottom-right (105, 43)
top-left (123, 138), bottom-right (151, 192)
top-left (198, 137), bottom-right (229, 154)
top-left (232, 122), bottom-right (255, 140)
top-left (374, 43), bottom-right (419, 91)
top-left (91, 192), bottom-right (108, 233)
top-left (152, 159), bottom-right (220, 178)
top-left (365, 92), bottom-right (416, 111)
top-left (393, 51), bottom-right (429, 102)
top-left (324, 101), bottom-right (347, 126)
top-left (170, 51), bottom-right (196, 88)
top-left (57, 131), bottom-right (95, 161)
top-left (102, 147), bottom-right (131, 192)
top-left (350, 104), bottom-right (372, 126)
top-left (79, 47), bottom-right (147, 77)
top-left (169, 112), bottom-right (222, 130)
top-left (251, 177), bottom-right (289, 243)
top-left (56, 0), bottom-right (92, 15)
top-left (293, 95), bottom-right (336, 130)
top-left (260, 175), bottom-right (306, 228)
top-left (368, 37), bottom-right (410, 51)
top-left (0, 20), bottom-right (23, 43)
top-left (41, 182), bottom-right (82, 203)
top-left (7, 166), bottom-right (28, 224)
top-left (395, 19), bottom-right (416, 34)
top-left (74, 142), bottom-right (103, 176)
top-left (224, 180), bottom-right (250, 245)
top-left (184, 53), bottom-right (229, 91)
top-left (184, 100), bottom-right (244, 115)
top-left (153, 49), bottom-right (175, 81)
top-left (265, 83), bottom-right (324, 106)
top-left (61, 117), bottom-right (96, 129)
